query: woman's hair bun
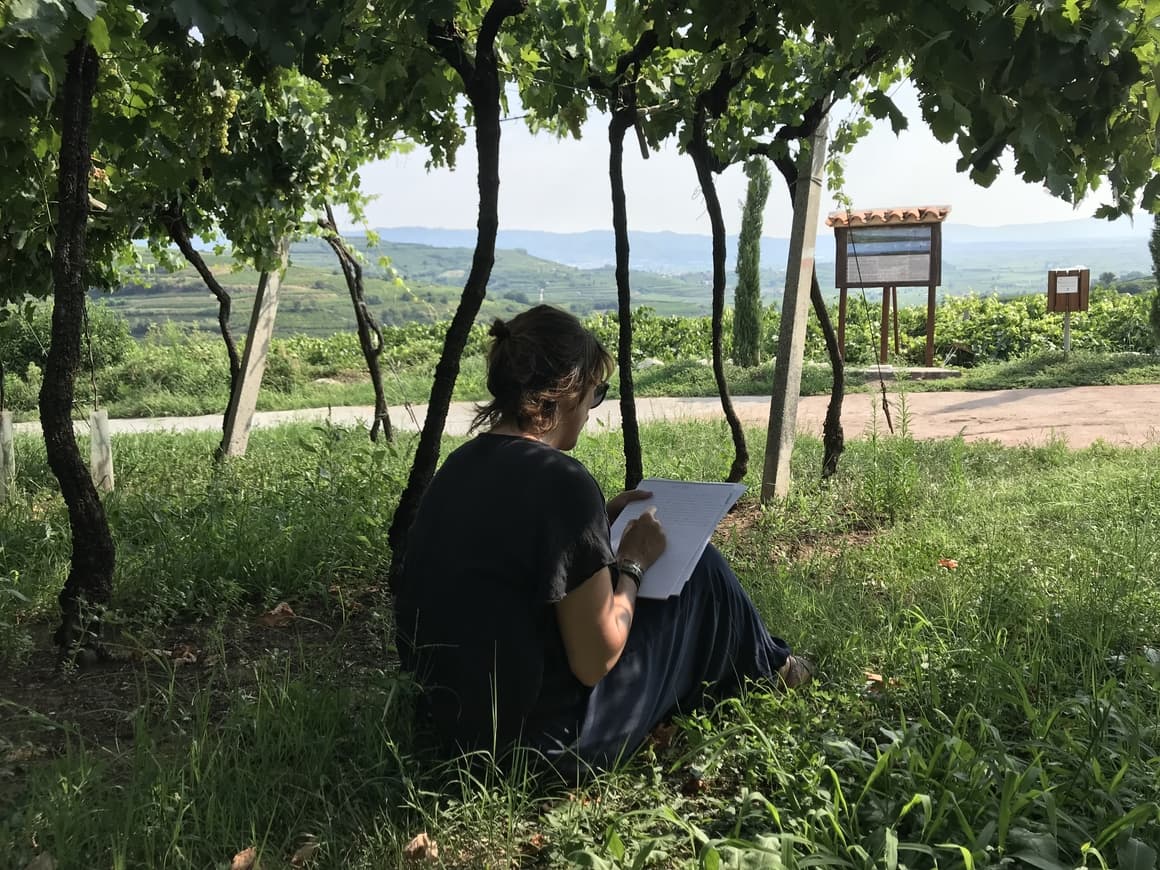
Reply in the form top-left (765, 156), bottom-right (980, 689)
top-left (489, 318), bottom-right (511, 340)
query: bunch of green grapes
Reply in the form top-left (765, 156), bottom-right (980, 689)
top-left (211, 88), bottom-right (241, 154)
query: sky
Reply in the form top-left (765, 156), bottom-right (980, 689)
top-left (338, 81), bottom-right (1126, 239)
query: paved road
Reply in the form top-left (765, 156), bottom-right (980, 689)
top-left (13, 384), bottom-right (1160, 448)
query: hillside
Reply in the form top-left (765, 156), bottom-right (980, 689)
top-left (95, 219), bottom-right (1153, 338)
top-left (99, 238), bottom-right (711, 338)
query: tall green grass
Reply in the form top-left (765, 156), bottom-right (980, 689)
top-left (2, 422), bottom-right (1158, 867)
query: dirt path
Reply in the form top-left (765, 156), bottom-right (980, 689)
top-left (13, 384), bottom-right (1160, 448)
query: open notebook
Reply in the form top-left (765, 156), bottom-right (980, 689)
top-left (609, 477), bottom-right (746, 599)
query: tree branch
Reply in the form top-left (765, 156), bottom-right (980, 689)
top-left (614, 27), bottom-right (660, 82)
top-left (478, 0), bottom-right (527, 60)
top-left (163, 206), bottom-right (235, 332)
top-left (590, 20), bottom-right (665, 490)
top-left (319, 204), bottom-right (393, 441)
top-left (427, 20), bottom-right (474, 84)
top-left (689, 111), bottom-right (748, 482)
top-left (772, 152), bottom-right (796, 191)
top-left (162, 201), bottom-right (242, 443)
top-left (772, 96), bottom-right (827, 143)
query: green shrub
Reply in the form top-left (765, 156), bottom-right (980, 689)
top-left (262, 344), bottom-right (305, 393)
top-left (97, 341), bottom-right (228, 414)
top-left (0, 364), bottom-right (41, 413)
top-left (1150, 289), bottom-right (1160, 350)
top-left (0, 299), bottom-right (133, 373)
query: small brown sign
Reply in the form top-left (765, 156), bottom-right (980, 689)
top-left (1047, 268), bottom-right (1090, 312)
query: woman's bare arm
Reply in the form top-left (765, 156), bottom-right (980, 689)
top-left (556, 510), bottom-right (665, 686)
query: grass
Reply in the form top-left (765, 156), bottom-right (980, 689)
top-left (2, 421), bottom-right (1160, 867)
top-left (911, 350), bottom-right (1160, 392)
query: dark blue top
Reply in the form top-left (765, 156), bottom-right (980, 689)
top-left (394, 433), bottom-right (615, 754)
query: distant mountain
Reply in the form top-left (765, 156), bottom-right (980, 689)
top-left (941, 216), bottom-right (1150, 245)
top-left (372, 226), bottom-right (784, 273)
top-left (368, 219), bottom-right (1150, 303)
top-left (373, 216), bottom-right (1149, 275)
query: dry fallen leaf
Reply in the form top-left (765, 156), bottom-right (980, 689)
top-left (938, 558), bottom-right (959, 570)
top-left (648, 722), bottom-right (678, 751)
top-left (24, 853), bottom-right (56, 870)
top-left (290, 839), bottom-right (320, 866)
top-left (230, 847), bottom-right (258, 870)
top-left (565, 791), bottom-right (599, 806)
top-left (404, 832), bottom-right (439, 862)
top-left (863, 670), bottom-right (901, 694)
top-left (4, 743), bottom-right (47, 765)
top-left (257, 602), bottom-right (296, 628)
top-left (172, 643), bottom-right (198, 666)
top-left (519, 832), bottom-right (547, 857)
top-left (680, 774), bottom-right (709, 796)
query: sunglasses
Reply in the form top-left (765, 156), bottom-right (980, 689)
top-left (590, 381), bottom-right (610, 409)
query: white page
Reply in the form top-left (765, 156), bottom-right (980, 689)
top-left (609, 477), bottom-right (746, 599)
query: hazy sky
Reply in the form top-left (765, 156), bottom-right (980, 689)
top-left (340, 81), bottom-right (1121, 238)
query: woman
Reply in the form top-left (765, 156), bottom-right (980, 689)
top-left (394, 305), bottom-right (810, 778)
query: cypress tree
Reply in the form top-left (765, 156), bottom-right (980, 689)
top-left (732, 158), bottom-right (771, 367)
top-left (1151, 213), bottom-right (1160, 288)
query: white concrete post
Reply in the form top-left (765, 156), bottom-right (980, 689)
top-left (0, 411), bottom-right (14, 503)
top-left (761, 119), bottom-right (829, 503)
top-left (89, 408), bottom-right (115, 493)
top-left (221, 239), bottom-right (290, 457)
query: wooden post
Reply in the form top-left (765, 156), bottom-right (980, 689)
top-left (879, 286), bottom-right (890, 364)
top-left (762, 119), bottom-right (828, 503)
top-left (0, 410), bottom-right (14, 504)
top-left (925, 285), bottom-right (936, 367)
top-left (222, 239), bottom-right (290, 457)
top-left (89, 408), bottom-right (114, 493)
top-left (837, 286), bottom-right (848, 360)
top-left (892, 285), bottom-right (900, 354)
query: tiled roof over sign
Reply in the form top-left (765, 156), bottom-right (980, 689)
top-left (825, 205), bottom-right (951, 227)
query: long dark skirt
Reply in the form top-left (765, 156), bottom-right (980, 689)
top-left (529, 544), bottom-right (793, 778)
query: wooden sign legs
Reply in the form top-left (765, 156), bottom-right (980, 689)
top-left (925, 285), bottom-right (936, 366)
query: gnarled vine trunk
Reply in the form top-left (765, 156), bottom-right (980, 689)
top-left (42, 41), bottom-right (115, 659)
top-left (164, 204), bottom-right (242, 453)
top-left (609, 108), bottom-right (643, 491)
top-left (387, 0), bottom-right (528, 592)
top-left (689, 115), bottom-right (747, 483)
top-left (320, 204), bottom-right (392, 441)
top-left (596, 30), bottom-right (658, 492)
top-left (810, 269), bottom-right (845, 477)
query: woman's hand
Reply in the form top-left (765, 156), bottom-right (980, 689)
top-left (607, 488), bottom-right (653, 525)
top-left (618, 507), bottom-right (667, 569)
